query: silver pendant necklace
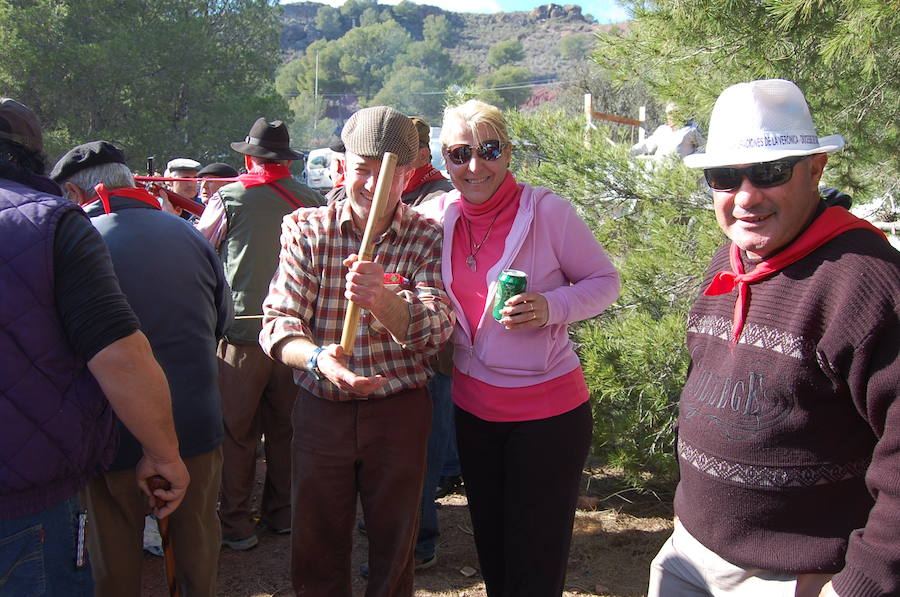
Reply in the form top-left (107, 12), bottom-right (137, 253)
top-left (463, 210), bottom-right (501, 271)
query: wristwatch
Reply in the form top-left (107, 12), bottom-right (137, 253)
top-left (305, 346), bottom-right (325, 381)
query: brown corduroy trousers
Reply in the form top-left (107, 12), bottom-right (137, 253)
top-left (290, 386), bottom-right (431, 597)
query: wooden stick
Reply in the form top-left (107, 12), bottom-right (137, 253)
top-left (339, 152), bottom-right (398, 354)
top-left (148, 476), bottom-right (180, 597)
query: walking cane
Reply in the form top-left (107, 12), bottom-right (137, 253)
top-left (148, 476), bottom-right (180, 597)
top-left (339, 152), bottom-right (398, 354)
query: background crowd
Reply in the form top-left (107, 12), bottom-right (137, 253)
top-left (0, 74), bottom-right (897, 597)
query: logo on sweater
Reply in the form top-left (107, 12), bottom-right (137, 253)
top-left (681, 364), bottom-right (795, 440)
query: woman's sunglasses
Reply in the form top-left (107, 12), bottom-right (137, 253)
top-left (704, 156), bottom-right (808, 191)
top-left (445, 140), bottom-right (505, 165)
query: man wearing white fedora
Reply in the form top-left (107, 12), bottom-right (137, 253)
top-left (648, 79), bottom-right (899, 597)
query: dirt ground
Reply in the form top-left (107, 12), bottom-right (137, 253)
top-left (141, 461), bottom-right (674, 597)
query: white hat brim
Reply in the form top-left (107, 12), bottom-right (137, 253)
top-left (683, 134), bottom-right (844, 169)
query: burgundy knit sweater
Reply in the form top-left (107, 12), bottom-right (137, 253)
top-left (674, 223), bottom-right (900, 597)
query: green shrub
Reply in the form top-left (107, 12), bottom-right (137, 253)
top-left (507, 109), bottom-right (723, 489)
top-left (578, 311), bottom-right (687, 486)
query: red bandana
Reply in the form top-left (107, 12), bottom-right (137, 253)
top-left (88, 183), bottom-right (162, 214)
top-left (704, 206), bottom-right (888, 343)
top-left (237, 156), bottom-right (292, 188)
top-left (403, 164), bottom-right (445, 194)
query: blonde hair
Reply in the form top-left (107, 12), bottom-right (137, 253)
top-left (440, 99), bottom-right (510, 148)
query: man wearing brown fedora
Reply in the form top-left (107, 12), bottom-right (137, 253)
top-left (197, 117), bottom-right (323, 551)
top-left (258, 106), bottom-right (454, 596)
top-left (648, 80), bottom-right (899, 597)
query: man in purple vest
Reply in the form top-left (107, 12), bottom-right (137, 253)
top-left (0, 98), bottom-right (189, 596)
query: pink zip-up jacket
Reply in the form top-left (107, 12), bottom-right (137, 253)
top-left (417, 183), bottom-right (620, 387)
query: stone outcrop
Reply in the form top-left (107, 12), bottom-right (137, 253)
top-left (529, 4), bottom-right (584, 20)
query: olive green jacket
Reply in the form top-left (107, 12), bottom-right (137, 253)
top-left (218, 177), bottom-right (323, 344)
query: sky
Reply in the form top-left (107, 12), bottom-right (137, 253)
top-left (286, 0), bottom-right (630, 24)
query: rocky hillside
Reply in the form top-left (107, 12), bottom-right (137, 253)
top-left (280, 1), bottom-right (627, 80)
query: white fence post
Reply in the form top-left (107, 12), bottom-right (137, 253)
top-left (638, 106), bottom-right (646, 143)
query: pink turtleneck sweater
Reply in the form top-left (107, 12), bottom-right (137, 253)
top-left (450, 172), bottom-right (588, 422)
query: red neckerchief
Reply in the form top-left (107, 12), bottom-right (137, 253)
top-left (237, 156), bottom-right (292, 188)
top-left (403, 164), bottom-right (445, 194)
top-left (236, 156), bottom-right (308, 209)
top-left (87, 183), bottom-right (162, 214)
top-left (704, 206), bottom-right (888, 343)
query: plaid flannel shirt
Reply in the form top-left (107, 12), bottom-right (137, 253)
top-left (260, 199), bottom-right (454, 400)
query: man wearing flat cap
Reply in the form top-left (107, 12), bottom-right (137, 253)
top-left (0, 100), bottom-right (188, 594)
top-left (198, 162), bottom-right (238, 204)
top-left (51, 140), bottom-right (232, 596)
top-left (165, 157), bottom-right (201, 201)
top-left (323, 138), bottom-right (348, 203)
top-left (259, 106), bottom-right (454, 596)
top-left (161, 157), bottom-right (202, 219)
top-left (403, 116), bottom-right (453, 206)
top-left (648, 80), bottom-right (899, 597)
top-left (196, 117), bottom-right (323, 551)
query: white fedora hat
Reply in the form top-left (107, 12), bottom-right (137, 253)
top-left (683, 79), bottom-right (844, 169)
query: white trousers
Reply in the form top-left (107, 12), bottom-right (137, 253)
top-left (648, 519), bottom-right (804, 597)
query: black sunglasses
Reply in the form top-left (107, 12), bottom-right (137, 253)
top-left (704, 156), bottom-right (808, 191)
top-left (445, 140), bottom-right (505, 165)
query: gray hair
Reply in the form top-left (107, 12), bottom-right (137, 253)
top-left (62, 162), bottom-right (135, 198)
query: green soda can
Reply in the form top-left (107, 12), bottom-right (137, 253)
top-left (493, 269), bottom-right (528, 320)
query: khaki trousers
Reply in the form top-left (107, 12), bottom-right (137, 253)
top-left (218, 340), bottom-right (297, 539)
top-left (82, 447), bottom-right (223, 597)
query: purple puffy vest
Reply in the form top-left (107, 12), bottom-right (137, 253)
top-left (0, 178), bottom-right (116, 519)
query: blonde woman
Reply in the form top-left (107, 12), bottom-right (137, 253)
top-left (419, 99), bottom-right (620, 596)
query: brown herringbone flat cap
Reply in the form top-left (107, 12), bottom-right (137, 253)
top-left (341, 106), bottom-right (418, 166)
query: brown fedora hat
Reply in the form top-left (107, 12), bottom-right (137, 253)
top-left (230, 118), bottom-right (303, 160)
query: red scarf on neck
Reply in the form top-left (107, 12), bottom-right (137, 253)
top-left (88, 183), bottom-right (162, 214)
top-left (704, 206), bottom-right (887, 343)
top-left (403, 164), bottom-right (445, 194)
top-left (238, 156), bottom-right (292, 188)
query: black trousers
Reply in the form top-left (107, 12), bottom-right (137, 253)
top-left (455, 401), bottom-right (593, 597)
